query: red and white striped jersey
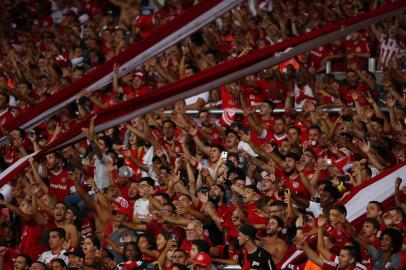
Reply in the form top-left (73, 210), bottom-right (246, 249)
top-left (379, 34), bottom-right (400, 68)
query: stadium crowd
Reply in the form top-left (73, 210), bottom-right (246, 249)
top-left (0, 0), bottom-right (405, 269)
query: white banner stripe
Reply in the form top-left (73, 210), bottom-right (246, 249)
top-left (86, 0), bottom-right (243, 92)
top-left (0, 0), bottom-right (243, 146)
top-left (345, 164), bottom-right (406, 222)
top-left (46, 4), bottom-right (405, 153)
top-left (0, 152), bottom-right (38, 181)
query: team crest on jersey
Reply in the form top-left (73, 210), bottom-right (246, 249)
top-left (61, 177), bottom-right (67, 183)
top-left (292, 182), bottom-right (299, 189)
top-left (356, 46), bottom-right (361, 52)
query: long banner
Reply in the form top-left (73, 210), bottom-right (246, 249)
top-left (1, 1), bottom-right (404, 185)
top-left (0, 0), bottom-right (243, 145)
top-left (279, 161), bottom-right (406, 269)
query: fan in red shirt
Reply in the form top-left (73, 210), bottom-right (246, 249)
top-left (297, 237), bottom-right (363, 270)
top-left (242, 185), bottom-right (268, 226)
top-left (45, 153), bottom-right (76, 202)
top-left (277, 153), bottom-right (309, 198)
top-left (244, 100), bottom-right (276, 146)
top-left (341, 31), bottom-right (371, 70)
top-left (124, 72), bottom-right (152, 100)
top-left (180, 220), bottom-right (212, 256)
top-left (0, 92), bottom-right (15, 132)
top-left (197, 110), bottom-right (222, 145)
top-left (219, 82), bottom-right (242, 126)
top-left (256, 68), bottom-right (288, 107)
top-left (339, 70), bottom-right (370, 106)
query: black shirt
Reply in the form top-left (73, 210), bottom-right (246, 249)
top-left (238, 246), bottom-right (275, 270)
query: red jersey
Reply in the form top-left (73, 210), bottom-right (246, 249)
top-left (219, 85), bottom-right (242, 126)
top-left (123, 146), bottom-right (147, 179)
top-left (20, 218), bottom-right (47, 260)
top-left (241, 84), bottom-right (264, 107)
top-left (256, 79), bottom-right (287, 106)
top-left (341, 38), bottom-right (370, 69)
top-left (245, 202), bottom-right (268, 225)
top-left (279, 173), bottom-right (308, 198)
top-left (249, 118), bottom-right (276, 146)
top-left (309, 45), bottom-right (330, 70)
top-left (0, 108), bottom-right (14, 128)
top-left (80, 213), bottom-right (95, 245)
top-left (4, 145), bottom-right (21, 166)
top-left (159, 137), bottom-right (182, 164)
top-left (146, 220), bottom-right (185, 243)
top-left (48, 169), bottom-right (75, 201)
top-left (339, 82), bottom-right (370, 106)
top-left (125, 86), bottom-right (152, 100)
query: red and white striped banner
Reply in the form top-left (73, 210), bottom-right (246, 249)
top-left (1, 1), bottom-right (404, 184)
top-left (0, 0), bottom-right (243, 145)
top-left (279, 161), bottom-right (406, 269)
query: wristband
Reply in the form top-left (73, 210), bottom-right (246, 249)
top-left (296, 226), bottom-right (303, 230)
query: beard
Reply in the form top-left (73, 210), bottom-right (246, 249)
top-left (266, 230), bottom-right (278, 237)
top-left (210, 195), bottom-right (221, 205)
top-left (284, 167), bottom-right (294, 176)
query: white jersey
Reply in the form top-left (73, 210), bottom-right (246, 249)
top-left (38, 249), bottom-right (69, 265)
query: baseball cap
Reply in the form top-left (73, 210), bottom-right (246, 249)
top-left (113, 207), bottom-right (132, 218)
top-left (122, 260), bottom-right (143, 270)
top-left (194, 252), bottom-right (212, 267)
top-left (119, 166), bottom-right (134, 178)
top-left (134, 72), bottom-right (145, 80)
top-left (239, 224), bottom-right (258, 240)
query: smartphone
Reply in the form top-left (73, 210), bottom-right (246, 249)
top-left (325, 159), bottom-right (332, 165)
top-left (28, 130), bottom-right (36, 138)
top-left (169, 233), bottom-right (178, 241)
top-left (201, 159), bottom-right (208, 168)
top-left (199, 186), bottom-right (210, 194)
top-left (220, 151), bottom-right (228, 161)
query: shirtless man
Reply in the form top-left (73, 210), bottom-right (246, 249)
top-left (72, 171), bottom-right (116, 233)
top-left (28, 195), bottom-right (80, 249)
top-left (261, 215), bottom-right (288, 265)
top-left (53, 202), bottom-right (80, 248)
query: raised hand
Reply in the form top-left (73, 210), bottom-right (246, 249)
top-left (296, 161), bottom-right (305, 172)
top-left (385, 94), bottom-right (396, 108)
top-left (240, 131), bottom-right (251, 143)
top-left (197, 191), bottom-right (209, 204)
top-left (113, 63), bottom-right (119, 75)
top-left (358, 141), bottom-right (371, 153)
top-left (317, 214), bottom-right (327, 228)
top-left (395, 177), bottom-right (402, 190)
top-left (188, 127), bottom-right (198, 137)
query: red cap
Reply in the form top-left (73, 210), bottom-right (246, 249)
top-left (113, 207), bottom-right (132, 218)
top-left (134, 72), bottom-right (145, 80)
top-left (133, 15), bottom-right (154, 29)
top-left (194, 252), bottom-right (212, 266)
top-left (123, 260), bottom-right (141, 270)
top-left (112, 196), bottom-right (130, 209)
